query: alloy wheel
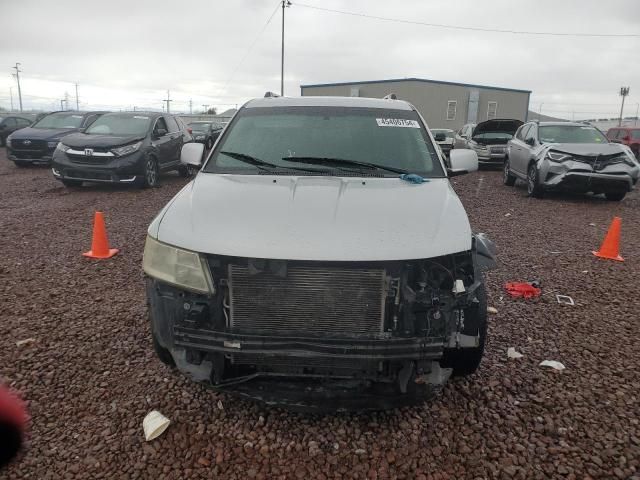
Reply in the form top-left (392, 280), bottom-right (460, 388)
top-left (145, 157), bottom-right (158, 187)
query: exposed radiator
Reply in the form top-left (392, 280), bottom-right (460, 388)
top-left (228, 263), bottom-right (386, 337)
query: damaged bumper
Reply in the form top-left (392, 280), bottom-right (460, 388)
top-left (538, 160), bottom-right (638, 193)
top-left (146, 236), bottom-right (497, 411)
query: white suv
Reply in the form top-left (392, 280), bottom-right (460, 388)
top-left (143, 95), bottom-right (495, 411)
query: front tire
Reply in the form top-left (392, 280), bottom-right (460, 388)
top-left (441, 284), bottom-right (488, 377)
top-left (503, 158), bottom-right (516, 186)
top-left (605, 191), bottom-right (626, 201)
top-left (527, 163), bottom-right (543, 198)
top-left (139, 156), bottom-right (159, 188)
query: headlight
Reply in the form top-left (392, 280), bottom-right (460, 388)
top-left (6, 136), bottom-right (12, 148)
top-left (143, 235), bottom-right (214, 294)
top-left (112, 141), bottom-right (142, 157)
top-left (56, 143), bottom-right (70, 152)
top-left (546, 151), bottom-right (572, 163)
top-left (47, 140), bottom-right (59, 148)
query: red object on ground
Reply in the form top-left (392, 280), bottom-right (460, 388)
top-left (504, 282), bottom-right (541, 299)
top-left (0, 385), bottom-right (28, 467)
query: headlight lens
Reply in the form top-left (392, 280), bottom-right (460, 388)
top-left (546, 151), bottom-right (572, 163)
top-left (112, 141), bottom-right (142, 157)
top-left (56, 143), bottom-right (70, 152)
top-left (143, 235), bottom-right (214, 294)
top-left (6, 136), bottom-right (12, 148)
top-left (47, 140), bottom-right (59, 149)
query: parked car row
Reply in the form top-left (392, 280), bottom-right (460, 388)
top-left (3, 110), bottom-right (232, 188)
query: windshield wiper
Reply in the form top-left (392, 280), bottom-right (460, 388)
top-left (220, 151), bottom-right (325, 173)
top-left (282, 156), bottom-right (409, 175)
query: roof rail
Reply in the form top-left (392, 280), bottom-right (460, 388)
top-left (264, 91), bottom-right (280, 98)
top-left (383, 93), bottom-right (397, 100)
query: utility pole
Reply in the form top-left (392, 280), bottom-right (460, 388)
top-left (163, 90), bottom-right (172, 113)
top-left (60, 99), bottom-right (64, 111)
top-left (189, 98), bottom-right (193, 114)
top-left (635, 103), bottom-right (639, 127)
top-left (9, 86), bottom-right (13, 111)
top-left (13, 63), bottom-right (23, 112)
top-left (618, 86), bottom-right (630, 127)
top-left (281, 1), bottom-right (291, 96)
top-left (538, 103), bottom-right (543, 116)
top-left (75, 82), bottom-right (79, 110)
top-left (64, 91), bottom-right (70, 112)
top-left (202, 104), bottom-right (209, 114)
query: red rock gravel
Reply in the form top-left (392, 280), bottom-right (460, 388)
top-left (1, 149), bottom-right (639, 479)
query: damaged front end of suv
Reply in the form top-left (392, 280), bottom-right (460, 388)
top-left (144, 233), bottom-right (496, 411)
top-left (143, 95), bottom-right (495, 411)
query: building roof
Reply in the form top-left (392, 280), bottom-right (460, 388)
top-left (245, 96), bottom-right (413, 110)
top-left (300, 77), bottom-right (531, 94)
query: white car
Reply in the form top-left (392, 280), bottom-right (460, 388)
top-left (143, 95), bottom-right (496, 411)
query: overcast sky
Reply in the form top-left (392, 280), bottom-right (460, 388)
top-left (1, 0), bottom-right (638, 119)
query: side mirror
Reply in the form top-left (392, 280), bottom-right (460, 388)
top-left (447, 149), bottom-right (478, 177)
top-left (525, 137), bottom-right (535, 147)
top-left (434, 132), bottom-right (446, 142)
top-left (180, 142), bottom-right (205, 167)
top-left (154, 128), bottom-right (167, 138)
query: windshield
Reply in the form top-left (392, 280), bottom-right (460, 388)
top-left (33, 112), bottom-right (84, 129)
top-left (539, 125), bottom-right (608, 144)
top-left (432, 129), bottom-right (455, 139)
top-left (205, 106), bottom-right (443, 177)
top-left (190, 123), bottom-right (210, 132)
top-left (85, 114), bottom-right (151, 136)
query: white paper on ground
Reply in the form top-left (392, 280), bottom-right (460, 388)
top-left (507, 347), bottom-right (524, 359)
top-left (539, 360), bottom-right (565, 370)
top-left (143, 410), bottom-right (170, 441)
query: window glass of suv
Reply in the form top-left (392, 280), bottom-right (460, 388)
top-left (165, 116), bottom-right (179, 133)
top-left (524, 125), bottom-right (537, 143)
top-left (33, 112), bottom-right (85, 129)
top-left (85, 113), bottom-right (152, 136)
top-left (190, 122), bottom-right (211, 132)
top-left (516, 125), bottom-right (530, 141)
top-left (539, 125), bottom-right (608, 144)
top-left (632, 130), bottom-right (640, 140)
top-left (206, 106), bottom-right (444, 177)
top-left (153, 117), bottom-right (168, 136)
top-left (17, 118), bottom-right (31, 127)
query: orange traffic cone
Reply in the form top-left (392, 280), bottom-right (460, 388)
top-left (592, 216), bottom-right (623, 262)
top-left (83, 211), bottom-right (119, 259)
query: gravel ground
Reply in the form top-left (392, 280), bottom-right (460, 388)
top-left (1, 149), bottom-right (639, 480)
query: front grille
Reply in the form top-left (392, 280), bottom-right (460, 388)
top-left (490, 146), bottom-right (506, 153)
top-left (11, 139), bottom-right (46, 151)
top-left (229, 264), bottom-right (386, 337)
top-left (64, 169), bottom-right (113, 181)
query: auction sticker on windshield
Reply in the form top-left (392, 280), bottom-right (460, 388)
top-left (376, 118), bottom-right (420, 128)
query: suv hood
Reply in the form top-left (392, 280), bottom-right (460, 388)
top-left (473, 119), bottom-right (523, 137)
top-left (547, 142), bottom-right (626, 156)
top-left (9, 126), bottom-right (79, 141)
top-left (152, 174), bottom-right (473, 261)
top-left (62, 133), bottom-right (145, 148)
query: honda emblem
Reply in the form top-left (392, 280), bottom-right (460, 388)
top-left (84, 148), bottom-right (94, 156)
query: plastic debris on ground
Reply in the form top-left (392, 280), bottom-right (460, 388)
top-left (507, 347), bottom-right (524, 359)
top-left (399, 173), bottom-right (428, 184)
top-left (15, 338), bottom-right (36, 347)
top-left (487, 306), bottom-right (498, 314)
top-left (539, 360), bottom-right (565, 370)
top-left (556, 294), bottom-right (575, 305)
top-left (504, 282), bottom-right (542, 299)
top-left (142, 410), bottom-right (170, 441)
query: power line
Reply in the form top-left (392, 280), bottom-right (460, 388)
top-left (294, 2), bottom-right (640, 38)
top-left (218, 0), bottom-right (281, 97)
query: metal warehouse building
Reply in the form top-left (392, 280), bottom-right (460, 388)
top-left (300, 78), bottom-right (531, 130)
